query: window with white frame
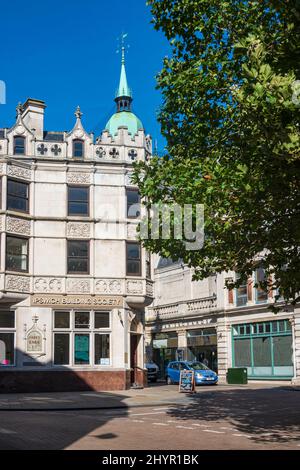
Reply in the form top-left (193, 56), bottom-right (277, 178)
top-left (235, 273), bottom-right (248, 307)
top-left (0, 311), bottom-right (15, 366)
top-left (53, 310), bottom-right (111, 366)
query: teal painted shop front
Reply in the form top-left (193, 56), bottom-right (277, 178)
top-left (232, 320), bottom-right (293, 379)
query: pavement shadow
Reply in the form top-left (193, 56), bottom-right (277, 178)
top-left (0, 352), bottom-right (131, 449)
top-left (165, 386), bottom-right (300, 445)
top-left (0, 401), bottom-right (130, 450)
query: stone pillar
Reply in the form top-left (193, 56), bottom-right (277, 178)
top-left (144, 328), bottom-right (153, 362)
top-left (217, 316), bottom-right (230, 383)
top-left (177, 329), bottom-right (188, 348)
top-left (291, 309), bottom-right (300, 385)
top-left (176, 329), bottom-right (188, 360)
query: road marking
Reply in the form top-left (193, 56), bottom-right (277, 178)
top-left (202, 430), bottom-right (225, 434)
top-left (131, 419), bottom-right (144, 423)
top-left (153, 422), bottom-right (169, 426)
top-left (129, 411), bottom-right (166, 417)
top-left (220, 426), bottom-right (237, 431)
top-left (232, 433), bottom-right (251, 438)
top-left (192, 423), bottom-right (211, 427)
top-left (152, 407), bottom-right (170, 411)
top-left (176, 426), bottom-right (195, 430)
top-left (167, 420), bottom-right (179, 424)
top-left (0, 428), bottom-right (17, 434)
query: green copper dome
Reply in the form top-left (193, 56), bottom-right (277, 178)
top-left (104, 44), bottom-right (144, 137)
top-left (105, 111), bottom-right (143, 136)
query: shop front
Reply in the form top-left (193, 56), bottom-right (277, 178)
top-left (152, 332), bottom-right (178, 378)
top-left (0, 294), bottom-right (147, 392)
top-left (186, 328), bottom-right (218, 372)
top-left (232, 319), bottom-right (293, 380)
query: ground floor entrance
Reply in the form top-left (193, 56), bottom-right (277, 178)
top-left (232, 319), bottom-right (293, 379)
top-left (130, 333), bottom-right (145, 386)
top-left (0, 298), bottom-right (148, 392)
top-left (152, 328), bottom-right (219, 376)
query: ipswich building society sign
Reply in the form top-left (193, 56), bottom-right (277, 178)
top-left (31, 294), bottom-right (123, 309)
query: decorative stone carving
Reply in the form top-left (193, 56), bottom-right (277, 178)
top-left (49, 278), bottom-right (63, 292)
top-left (95, 280), bottom-right (108, 293)
top-left (67, 223), bottom-right (90, 238)
top-left (109, 279), bottom-right (122, 294)
top-left (6, 275), bottom-right (30, 293)
top-left (15, 125), bottom-right (26, 135)
top-left (96, 146), bottom-right (106, 158)
top-left (34, 277), bottom-right (63, 293)
top-left (66, 279), bottom-right (90, 294)
top-left (24, 315), bottom-right (46, 356)
top-left (128, 149), bottom-right (138, 161)
top-left (37, 143), bottom-right (48, 155)
top-left (95, 279), bottom-right (122, 294)
top-left (51, 144), bottom-right (62, 156)
top-left (0, 163), bottom-right (4, 173)
top-left (67, 172), bottom-right (91, 184)
top-left (146, 281), bottom-right (154, 297)
top-left (0, 215), bottom-right (3, 231)
top-left (7, 165), bottom-right (31, 180)
top-left (109, 147), bottom-right (119, 159)
top-left (74, 129), bottom-right (84, 139)
top-left (126, 280), bottom-right (143, 294)
top-left (6, 217), bottom-right (31, 236)
top-left (34, 278), bottom-right (47, 292)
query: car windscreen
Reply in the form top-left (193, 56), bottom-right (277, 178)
top-left (190, 362), bottom-right (210, 370)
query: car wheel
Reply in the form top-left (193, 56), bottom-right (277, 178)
top-left (166, 376), bottom-right (173, 385)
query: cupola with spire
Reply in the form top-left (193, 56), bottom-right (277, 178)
top-left (105, 43), bottom-right (143, 137)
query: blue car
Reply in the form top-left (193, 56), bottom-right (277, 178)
top-left (166, 361), bottom-right (218, 385)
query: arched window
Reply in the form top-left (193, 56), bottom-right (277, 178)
top-left (73, 139), bottom-right (84, 158)
top-left (13, 136), bottom-right (25, 155)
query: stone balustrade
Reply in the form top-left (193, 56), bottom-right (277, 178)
top-left (146, 295), bottom-right (218, 322)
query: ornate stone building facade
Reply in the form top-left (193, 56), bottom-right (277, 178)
top-left (146, 258), bottom-right (300, 385)
top-left (0, 51), bottom-right (153, 392)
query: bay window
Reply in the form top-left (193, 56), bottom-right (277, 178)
top-left (7, 179), bottom-right (29, 213)
top-left (6, 236), bottom-right (29, 272)
top-left (67, 240), bottom-right (89, 274)
top-left (126, 242), bottom-right (141, 276)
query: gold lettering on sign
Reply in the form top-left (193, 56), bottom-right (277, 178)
top-left (31, 294), bottom-right (123, 309)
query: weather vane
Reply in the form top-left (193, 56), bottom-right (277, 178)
top-left (116, 32), bottom-right (130, 62)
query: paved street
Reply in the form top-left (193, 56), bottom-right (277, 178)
top-left (0, 384), bottom-right (299, 450)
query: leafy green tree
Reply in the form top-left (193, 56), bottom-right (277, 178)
top-left (133, 0), bottom-right (300, 308)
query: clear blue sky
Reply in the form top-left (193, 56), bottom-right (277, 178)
top-left (0, 0), bottom-right (169, 151)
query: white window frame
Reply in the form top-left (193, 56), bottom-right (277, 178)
top-left (53, 309), bottom-right (111, 367)
top-left (234, 273), bottom-right (248, 307)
